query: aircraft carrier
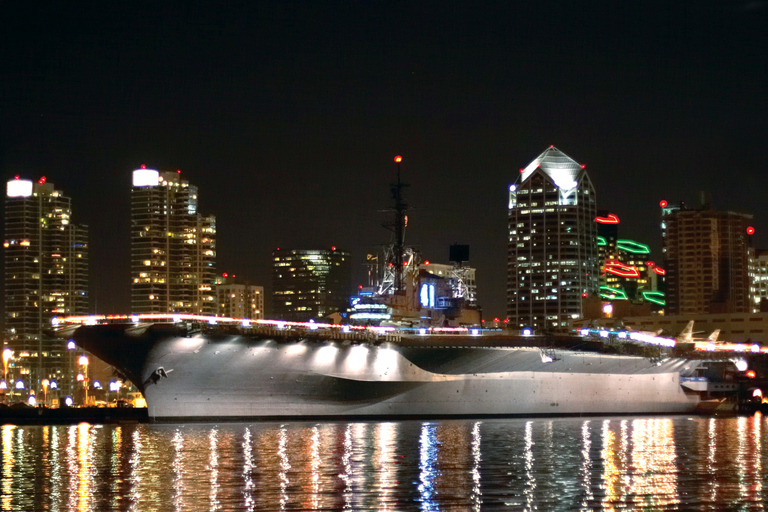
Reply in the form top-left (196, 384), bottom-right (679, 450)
top-left (65, 319), bottom-right (738, 421)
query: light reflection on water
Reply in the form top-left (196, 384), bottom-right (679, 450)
top-left (1, 416), bottom-right (767, 510)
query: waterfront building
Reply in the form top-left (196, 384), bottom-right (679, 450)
top-left (507, 146), bottom-right (598, 333)
top-left (131, 167), bottom-right (216, 315)
top-left (3, 176), bottom-right (89, 398)
top-left (662, 198), bottom-right (753, 315)
top-left (216, 274), bottom-right (264, 319)
top-left (272, 247), bottom-right (352, 322)
top-left (751, 249), bottom-right (768, 312)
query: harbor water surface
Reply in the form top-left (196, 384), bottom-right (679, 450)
top-left (1, 415), bottom-right (766, 511)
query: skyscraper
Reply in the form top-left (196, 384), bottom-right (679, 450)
top-left (3, 176), bottom-right (89, 395)
top-left (131, 167), bottom-right (216, 315)
top-left (507, 146), bottom-right (598, 333)
top-left (662, 201), bottom-right (753, 315)
top-left (272, 248), bottom-right (352, 322)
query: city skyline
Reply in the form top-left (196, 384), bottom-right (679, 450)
top-left (2, 1), bottom-right (767, 318)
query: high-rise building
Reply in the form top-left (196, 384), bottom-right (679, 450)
top-left (507, 146), bottom-right (598, 333)
top-left (272, 248), bottom-right (352, 322)
top-left (131, 167), bottom-right (216, 315)
top-left (662, 201), bottom-right (753, 315)
top-left (216, 274), bottom-right (264, 319)
top-left (3, 176), bottom-right (89, 396)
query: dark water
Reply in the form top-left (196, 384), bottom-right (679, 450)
top-left (1, 415), bottom-right (766, 511)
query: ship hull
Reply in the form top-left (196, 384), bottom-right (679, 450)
top-left (71, 326), bottom-right (704, 420)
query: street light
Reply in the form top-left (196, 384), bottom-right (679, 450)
top-left (2, 348), bottom-right (11, 386)
top-left (79, 355), bottom-right (89, 406)
top-left (41, 379), bottom-right (49, 407)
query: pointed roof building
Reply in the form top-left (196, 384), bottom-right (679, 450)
top-left (507, 146), bottom-right (598, 333)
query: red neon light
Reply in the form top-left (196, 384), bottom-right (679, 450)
top-left (358, 285), bottom-right (363, 289)
top-left (582, 292), bottom-right (588, 297)
top-left (605, 261), bottom-right (640, 278)
top-left (394, 156), bottom-right (402, 163)
top-left (747, 370), bottom-right (756, 378)
top-left (654, 267), bottom-right (666, 276)
top-left (494, 317), bottom-right (500, 322)
top-left (424, 260), bottom-right (430, 265)
top-left (595, 214), bottom-right (620, 224)
top-left (646, 261), bottom-right (655, 267)
top-left (747, 226), bottom-right (755, 235)
top-left (38, 176), bottom-right (46, 185)
top-left (659, 200), bottom-right (668, 208)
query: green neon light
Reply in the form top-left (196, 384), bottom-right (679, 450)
top-left (616, 239), bottom-right (650, 254)
top-left (642, 291), bottom-right (666, 306)
top-left (599, 286), bottom-right (628, 300)
top-left (597, 236), bottom-right (607, 246)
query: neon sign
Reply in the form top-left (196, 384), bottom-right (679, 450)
top-left (595, 214), bottom-right (620, 224)
top-left (616, 239), bottom-right (650, 254)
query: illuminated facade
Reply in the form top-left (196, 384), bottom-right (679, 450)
top-left (216, 275), bottom-right (264, 319)
top-left (3, 177), bottom-right (89, 395)
top-left (131, 168), bottom-right (216, 315)
top-left (272, 248), bottom-right (352, 321)
top-left (662, 203), bottom-right (753, 315)
top-left (751, 249), bottom-right (768, 312)
top-left (507, 146), bottom-right (598, 333)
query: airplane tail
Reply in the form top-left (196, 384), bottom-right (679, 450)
top-left (707, 329), bottom-right (720, 342)
top-left (678, 320), bottom-right (695, 342)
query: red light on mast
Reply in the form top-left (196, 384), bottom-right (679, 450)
top-left (394, 156), bottom-right (402, 163)
top-left (140, 164), bottom-right (146, 169)
top-left (659, 200), bottom-right (668, 208)
top-left (580, 164), bottom-right (585, 169)
top-left (747, 226), bottom-right (755, 235)
top-left (14, 175), bottom-right (19, 180)
top-left (331, 246), bottom-right (337, 251)
top-left (38, 176), bottom-right (46, 185)
top-left (222, 273), bottom-right (228, 277)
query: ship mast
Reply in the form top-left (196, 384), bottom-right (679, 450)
top-left (390, 155), bottom-right (407, 294)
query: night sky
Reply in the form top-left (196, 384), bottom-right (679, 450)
top-left (2, 1), bottom-right (767, 318)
